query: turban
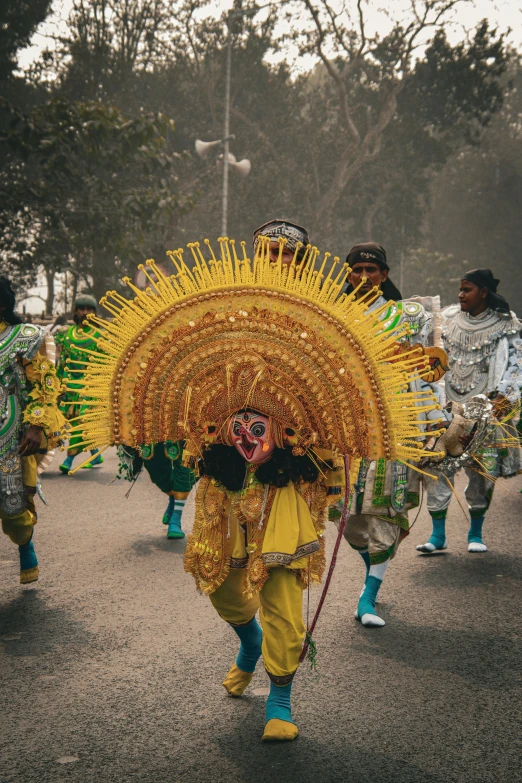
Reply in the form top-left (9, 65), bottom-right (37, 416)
top-left (462, 269), bottom-right (510, 315)
top-left (253, 219), bottom-right (309, 257)
top-left (345, 242), bottom-right (402, 301)
top-left (74, 294), bottom-right (97, 310)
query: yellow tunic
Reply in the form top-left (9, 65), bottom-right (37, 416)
top-left (184, 460), bottom-right (344, 598)
top-left (184, 457), bottom-right (344, 679)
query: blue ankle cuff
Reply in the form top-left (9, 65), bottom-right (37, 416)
top-left (266, 681), bottom-right (292, 723)
top-left (359, 549), bottom-right (371, 574)
top-left (357, 575), bottom-right (382, 617)
top-left (428, 514), bottom-right (446, 547)
top-left (468, 515), bottom-right (485, 543)
top-left (19, 539), bottom-right (38, 571)
top-left (233, 617), bottom-right (262, 673)
top-left (168, 510), bottom-right (183, 527)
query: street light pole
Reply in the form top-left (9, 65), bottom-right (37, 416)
top-left (222, 20), bottom-right (233, 237)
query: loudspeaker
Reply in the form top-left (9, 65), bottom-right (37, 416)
top-left (195, 139), bottom-right (223, 159)
top-left (231, 158), bottom-right (251, 177)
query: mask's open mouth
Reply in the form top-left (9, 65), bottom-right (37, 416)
top-left (237, 435), bottom-right (257, 460)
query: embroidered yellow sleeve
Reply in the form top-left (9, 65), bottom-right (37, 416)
top-left (22, 345), bottom-right (68, 447)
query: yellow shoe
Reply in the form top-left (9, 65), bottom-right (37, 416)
top-left (222, 664), bottom-right (254, 697)
top-left (20, 566), bottom-right (39, 584)
top-left (262, 719), bottom-right (299, 742)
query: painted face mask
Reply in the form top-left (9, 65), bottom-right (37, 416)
top-left (229, 410), bottom-right (275, 464)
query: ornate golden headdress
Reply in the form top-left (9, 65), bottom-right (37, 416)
top-left (67, 235), bottom-right (441, 465)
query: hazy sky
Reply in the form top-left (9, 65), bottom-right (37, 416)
top-left (18, 0), bottom-right (522, 73)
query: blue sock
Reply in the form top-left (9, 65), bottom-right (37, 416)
top-left (163, 496), bottom-right (175, 524)
top-left (170, 500), bottom-right (186, 528)
top-left (357, 575), bottom-right (382, 619)
top-left (89, 449), bottom-right (103, 465)
top-left (468, 514), bottom-right (485, 545)
top-left (167, 501), bottom-right (186, 538)
top-left (19, 539), bottom-right (38, 572)
top-left (428, 512), bottom-right (447, 549)
top-left (359, 549), bottom-right (370, 576)
top-left (232, 617), bottom-right (262, 673)
top-left (266, 681), bottom-right (293, 724)
top-left (62, 454), bottom-right (74, 469)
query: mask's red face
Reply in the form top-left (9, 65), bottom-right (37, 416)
top-left (229, 411), bottom-right (275, 463)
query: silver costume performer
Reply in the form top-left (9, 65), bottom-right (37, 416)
top-left (426, 305), bottom-right (522, 516)
top-left (418, 301), bottom-right (522, 557)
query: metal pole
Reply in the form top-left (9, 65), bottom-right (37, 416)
top-left (399, 222), bottom-right (404, 295)
top-left (222, 21), bottom-right (232, 237)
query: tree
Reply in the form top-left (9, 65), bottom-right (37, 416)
top-left (9, 0), bottom-right (515, 293)
top-left (278, 0), bottom-right (508, 243)
top-left (0, 0), bottom-right (53, 82)
top-left (427, 59), bottom-right (522, 311)
top-left (0, 97), bottom-right (193, 309)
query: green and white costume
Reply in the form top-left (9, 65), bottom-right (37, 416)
top-left (342, 296), bottom-right (442, 626)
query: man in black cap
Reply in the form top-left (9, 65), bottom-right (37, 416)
top-left (340, 243), bottom-right (444, 627)
top-left (418, 269), bottom-right (522, 555)
top-left (345, 242), bottom-right (403, 302)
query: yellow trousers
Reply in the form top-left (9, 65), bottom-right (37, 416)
top-left (1, 508), bottom-right (35, 546)
top-left (0, 455), bottom-right (37, 546)
top-left (209, 567), bottom-right (305, 683)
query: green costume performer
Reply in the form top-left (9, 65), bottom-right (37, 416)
top-left (54, 295), bottom-right (104, 473)
top-left (0, 276), bottom-right (67, 583)
top-left (118, 441), bottom-right (195, 538)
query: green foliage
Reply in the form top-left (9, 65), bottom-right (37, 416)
top-left (0, 97), bottom-right (192, 304)
top-left (428, 58), bottom-right (522, 311)
top-left (403, 21), bottom-right (508, 143)
top-left (1, 0), bottom-right (518, 311)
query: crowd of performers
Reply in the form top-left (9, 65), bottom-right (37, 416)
top-left (1, 217), bottom-right (521, 743)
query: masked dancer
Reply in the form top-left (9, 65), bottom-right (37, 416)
top-left (114, 219), bottom-right (309, 539)
top-left (69, 234), bottom-right (439, 741)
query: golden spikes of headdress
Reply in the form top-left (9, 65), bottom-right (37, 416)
top-left (68, 235), bottom-right (442, 463)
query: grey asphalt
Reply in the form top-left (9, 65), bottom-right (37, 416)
top-left (1, 449), bottom-right (520, 783)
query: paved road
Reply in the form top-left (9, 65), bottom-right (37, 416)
top-left (1, 449), bottom-right (520, 783)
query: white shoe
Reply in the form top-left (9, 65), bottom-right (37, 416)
top-left (468, 541), bottom-right (487, 553)
top-left (354, 610), bottom-right (386, 628)
top-left (416, 538), bottom-right (448, 553)
top-left (361, 612), bottom-right (386, 628)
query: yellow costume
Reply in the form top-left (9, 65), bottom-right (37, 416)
top-left (186, 468), bottom-right (341, 683)
top-left (69, 233), bottom-right (440, 741)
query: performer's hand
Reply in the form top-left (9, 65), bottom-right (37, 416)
top-left (459, 432), bottom-right (473, 447)
top-left (19, 425), bottom-right (44, 456)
